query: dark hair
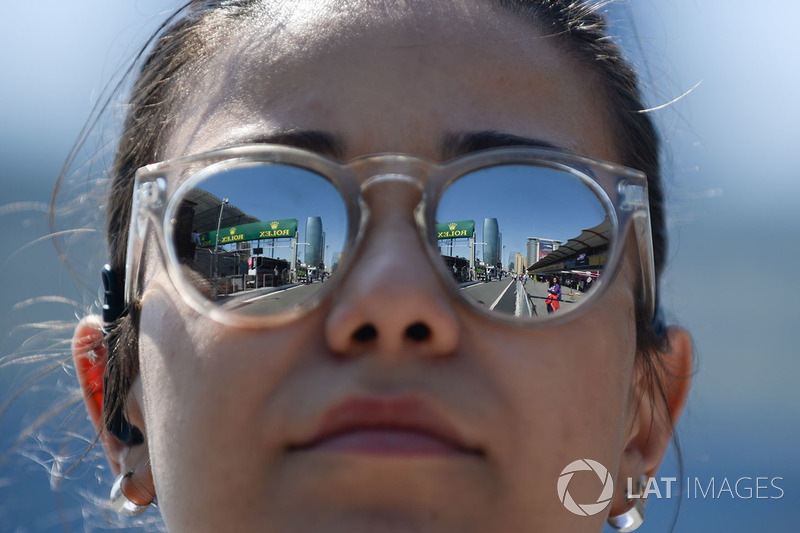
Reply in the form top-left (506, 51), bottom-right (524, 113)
top-left (101, 0), bottom-right (676, 460)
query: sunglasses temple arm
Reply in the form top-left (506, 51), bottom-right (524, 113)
top-left (631, 211), bottom-right (660, 332)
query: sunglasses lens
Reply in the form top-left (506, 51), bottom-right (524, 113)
top-left (435, 164), bottom-right (612, 320)
top-left (170, 162), bottom-right (348, 316)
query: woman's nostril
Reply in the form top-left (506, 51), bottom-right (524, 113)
top-left (353, 324), bottom-right (378, 343)
top-left (405, 322), bottom-right (431, 342)
top-left (347, 322), bottom-right (437, 346)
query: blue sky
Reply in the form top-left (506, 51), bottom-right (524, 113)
top-left (1, 1), bottom-right (798, 531)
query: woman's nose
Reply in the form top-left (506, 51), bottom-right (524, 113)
top-left (324, 179), bottom-right (459, 359)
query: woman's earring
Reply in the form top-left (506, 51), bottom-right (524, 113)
top-left (607, 474), bottom-right (647, 532)
top-left (110, 472), bottom-right (150, 516)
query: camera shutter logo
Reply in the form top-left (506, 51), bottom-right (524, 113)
top-left (557, 459), bottom-right (615, 516)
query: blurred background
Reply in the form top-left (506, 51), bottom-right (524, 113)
top-left (1, 1), bottom-right (798, 531)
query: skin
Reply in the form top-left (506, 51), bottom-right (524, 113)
top-left (74, 2), bottom-right (692, 532)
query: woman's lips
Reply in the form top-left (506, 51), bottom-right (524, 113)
top-left (307, 428), bottom-right (464, 454)
top-left (290, 395), bottom-right (482, 456)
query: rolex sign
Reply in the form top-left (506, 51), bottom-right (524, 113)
top-left (200, 219), bottom-right (298, 247)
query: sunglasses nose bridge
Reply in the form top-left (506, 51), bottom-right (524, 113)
top-left (360, 173), bottom-right (425, 209)
top-left (354, 175), bottom-right (429, 255)
top-left (346, 156), bottom-right (438, 241)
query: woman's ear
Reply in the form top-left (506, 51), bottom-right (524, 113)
top-left (611, 326), bottom-right (693, 512)
top-left (72, 316), bottom-right (123, 465)
top-left (73, 316), bottom-right (155, 506)
top-left (72, 317), bottom-right (143, 467)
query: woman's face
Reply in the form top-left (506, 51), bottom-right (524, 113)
top-left (133, 3), bottom-right (646, 532)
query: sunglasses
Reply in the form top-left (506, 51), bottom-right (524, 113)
top-left (123, 144), bottom-right (655, 327)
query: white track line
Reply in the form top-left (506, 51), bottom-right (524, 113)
top-left (490, 280), bottom-right (515, 311)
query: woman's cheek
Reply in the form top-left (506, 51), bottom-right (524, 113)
top-left (138, 281), bottom-right (322, 437)
top-left (461, 274), bottom-right (637, 458)
top-left (136, 285), bottom-right (329, 528)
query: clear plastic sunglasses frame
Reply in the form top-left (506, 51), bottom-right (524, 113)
top-left (124, 144), bottom-right (655, 328)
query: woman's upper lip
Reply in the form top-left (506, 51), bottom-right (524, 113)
top-left (290, 395), bottom-right (482, 455)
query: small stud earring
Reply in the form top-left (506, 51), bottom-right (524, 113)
top-left (110, 472), bottom-right (150, 516)
top-left (607, 474), bottom-right (647, 532)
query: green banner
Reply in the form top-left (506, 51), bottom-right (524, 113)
top-left (436, 220), bottom-right (475, 239)
top-left (200, 219), bottom-right (298, 247)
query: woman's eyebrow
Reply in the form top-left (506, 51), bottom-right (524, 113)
top-left (226, 129), bottom-right (346, 159)
top-left (441, 130), bottom-right (566, 159)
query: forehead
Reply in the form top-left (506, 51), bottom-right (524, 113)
top-left (164, 0), bottom-right (616, 162)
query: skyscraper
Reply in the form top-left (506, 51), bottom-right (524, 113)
top-left (527, 237), bottom-right (562, 267)
top-left (483, 218), bottom-right (499, 266)
top-left (497, 232), bottom-right (503, 268)
top-left (305, 216), bottom-right (323, 266)
top-left (514, 252), bottom-right (527, 275)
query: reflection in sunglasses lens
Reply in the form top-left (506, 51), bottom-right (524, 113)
top-left (170, 161), bottom-right (612, 321)
top-left (436, 165), bottom-right (610, 319)
top-left (170, 163), bottom-right (348, 315)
